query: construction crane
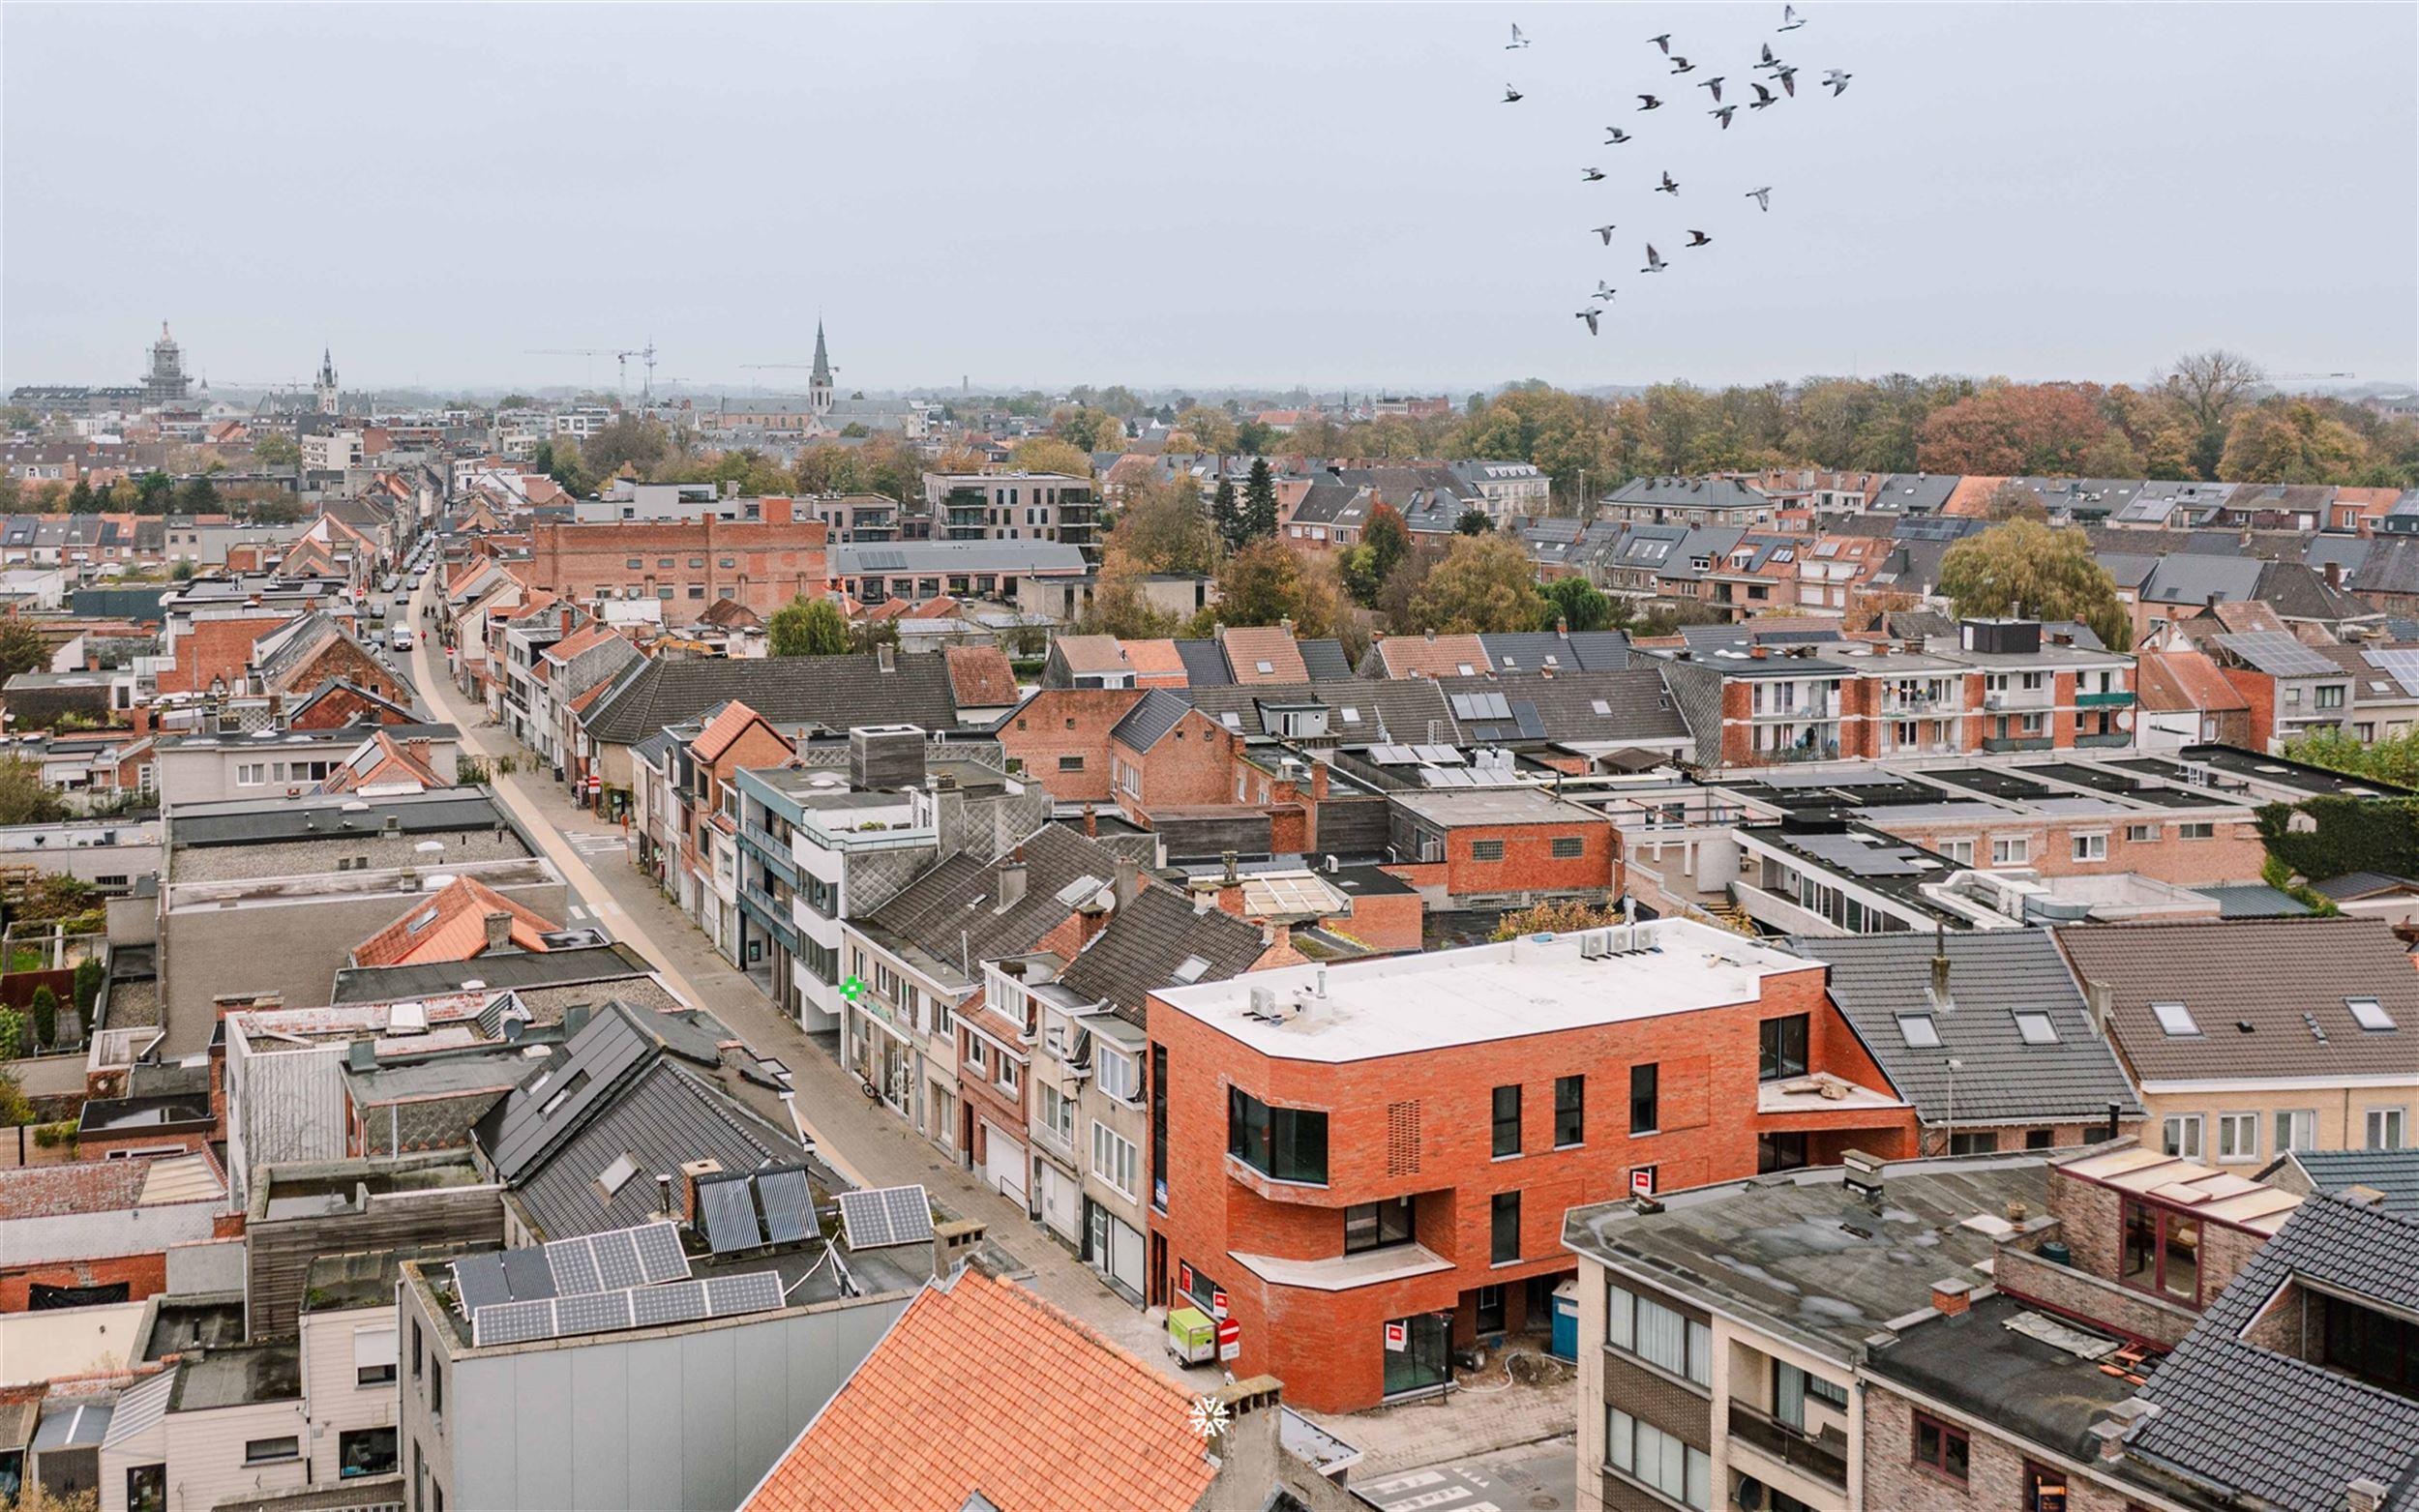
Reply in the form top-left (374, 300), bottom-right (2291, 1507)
top-left (738, 360), bottom-right (834, 400)
top-left (525, 341), bottom-right (659, 400)
top-left (2269, 371), bottom-right (2357, 380)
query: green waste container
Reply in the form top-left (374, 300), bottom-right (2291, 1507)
top-left (1167, 1305), bottom-right (1215, 1365)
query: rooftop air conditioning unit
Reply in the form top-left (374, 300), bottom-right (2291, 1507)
top-left (1578, 929), bottom-right (1616, 960)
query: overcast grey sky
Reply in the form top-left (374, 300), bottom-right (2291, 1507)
top-left (5, 3), bottom-right (2412, 396)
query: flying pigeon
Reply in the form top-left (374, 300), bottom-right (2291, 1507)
top-left (1648, 32), bottom-right (1672, 53)
top-left (1641, 244), bottom-right (1668, 274)
top-left (1582, 166), bottom-right (1606, 182)
top-left (1575, 309), bottom-right (1601, 336)
top-left (1698, 75), bottom-right (1725, 101)
top-left (1591, 223), bottom-right (1619, 244)
top-left (1668, 55), bottom-right (1695, 74)
top-left (1746, 186), bottom-right (1773, 211)
top-left (1823, 69), bottom-right (1852, 95)
top-left (1503, 84), bottom-right (1525, 103)
top-left (1779, 4), bottom-right (1807, 32)
top-left (1507, 22), bottom-right (1529, 47)
top-left (1710, 104), bottom-right (1736, 129)
top-left (1603, 127), bottom-right (1632, 144)
top-left (1776, 65), bottom-right (1798, 97)
top-left (1656, 170), bottom-right (1680, 194)
top-left (1593, 281), bottom-right (1618, 302)
top-left (1687, 228), bottom-right (1714, 247)
top-left (1637, 94), bottom-right (1662, 110)
top-left (1748, 81), bottom-right (1776, 108)
top-left (1756, 43), bottom-right (1779, 70)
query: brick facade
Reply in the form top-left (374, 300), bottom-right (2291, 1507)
top-left (1148, 957), bottom-right (1914, 1411)
top-left (525, 505), bottom-right (830, 625)
top-left (0, 1250), bottom-right (168, 1311)
top-left (995, 689), bottom-right (1145, 803)
top-left (1861, 1378), bottom-right (2143, 1512)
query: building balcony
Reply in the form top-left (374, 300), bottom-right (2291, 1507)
top-left (1756, 740), bottom-right (1842, 765)
top-left (2073, 731), bottom-right (2131, 749)
top-left (1983, 691), bottom-right (2054, 712)
top-left (1727, 1400), bottom-right (1848, 1491)
top-left (1750, 703), bottom-right (1837, 722)
top-left (2076, 690), bottom-right (2135, 707)
top-left (1982, 735), bottom-right (2055, 753)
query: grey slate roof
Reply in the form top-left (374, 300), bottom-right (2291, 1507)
top-left (471, 999), bottom-right (801, 1241)
top-left (1108, 688), bottom-right (1194, 752)
top-left (1476, 631), bottom-right (1632, 672)
top-left (1184, 678), bottom-right (1459, 745)
top-left (2351, 537), bottom-right (2419, 597)
top-left (1869, 473), bottom-right (1961, 513)
top-left (332, 941), bottom-right (659, 1004)
top-left (1295, 638), bottom-right (1354, 682)
top-left (2138, 552), bottom-right (2264, 608)
top-left (1056, 885), bottom-right (1269, 1028)
top-left (1428, 669), bottom-right (1686, 747)
top-left (2262, 1147), bottom-right (2419, 1216)
top-left (2256, 559), bottom-right (2378, 624)
top-left (1786, 930), bottom-right (2145, 1126)
top-left (2310, 871), bottom-right (2419, 901)
top-left (581, 651), bottom-right (960, 746)
top-left (858, 822), bottom-right (1116, 990)
top-left (2129, 1195), bottom-right (2419, 1511)
top-left (1171, 638), bottom-right (1233, 688)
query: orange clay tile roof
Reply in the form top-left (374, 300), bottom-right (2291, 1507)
top-left (1942, 476), bottom-right (2010, 518)
top-left (741, 1269), bottom-right (1215, 1512)
top-left (2135, 650), bottom-right (2251, 714)
top-left (543, 624), bottom-right (621, 664)
top-left (690, 700), bottom-right (776, 765)
top-left (1120, 638), bottom-right (1190, 683)
top-left (320, 731), bottom-right (445, 794)
top-left (943, 645), bottom-right (1020, 708)
top-left (564, 679), bottom-right (616, 715)
top-left (351, 876), bottom-right (558, 969)
top-left (1375, 633), bottom-right (1493, 679)
top-left (1219, 625), bottom-right (1308, 684)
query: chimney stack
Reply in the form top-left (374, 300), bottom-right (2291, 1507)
top-left (1928, 1279), bottom-right (1973, 1318)
top-left (1201, 1379), bottom-right (1287, 1507)
top-left (1080, 802), bottom-right (1097, 837)
top-left (677, 1158), bottom-right (724, 1230)
top-left (996, 854), bottom-right (1028, 910)
top-left (931, 1217), bottom-right (985, 1279)
top-left (482, 909), bottom-right (515, 954)
top-left (2349, 1479), bottom-right (2392, 1512)
top-left (1928, 922), bottom-right (1952, 1009)
top-left (2324, 560), bottom-right (2344, 590)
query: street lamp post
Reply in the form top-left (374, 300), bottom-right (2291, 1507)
top-left (1944, 1056), bottom-right (1964, 1157)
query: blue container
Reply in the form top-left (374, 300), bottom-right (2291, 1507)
top-left (1549, 1278), bottom-right (1579, 1361)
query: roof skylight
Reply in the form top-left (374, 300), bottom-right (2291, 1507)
top-left (2151, 1001), bottom-right (2200, 1036)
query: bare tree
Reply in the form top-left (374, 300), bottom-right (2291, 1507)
top-left (2164, 350), bottom-right (2264, 478)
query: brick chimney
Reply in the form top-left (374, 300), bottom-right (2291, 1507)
top-left (996, 853), bottom-right (1028, 910)
top-left (1080, 802), bottom-right (1097, 838)
top-left (481, 910), bottom-right (514, 954)
top-left (1929, 1279), bottom-right (1973, 1318)
top-left (676, 1158), bottom-right (724, 1230)
top-left (2349, 1478), bottom-right (2391, 1512)
top-left (931, 1217), bottom-right (985, 1280)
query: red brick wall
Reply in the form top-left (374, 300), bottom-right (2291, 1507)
top-left (1862, 1379), bottom-right (2139, 1512)
top-left (287, 684), bottom-right (409, 729)
top-left (279, 633), bottom-right (397, 701)
top-left (1120, 710), bottom-right (1241, 809)
top-left (0, 1252), bottom-right (167, 1311)
top-left (75, 1128), bottom-right (211, 1160)
top-left (1442, 820), bottom-right (1615, 900)
top-left (1878, 815), bottom-right (2265, 888)
top-left (1147, 962), bottom-right (1914, 1410)
top-left (526, 515), bottom-right (830, 625)
top-left (1338, 892), bottom-right (1424, 954)
top-left (2218, 667), bottom-right (2277, 751)
top-left (996, 689), bottom-right (1144, 802)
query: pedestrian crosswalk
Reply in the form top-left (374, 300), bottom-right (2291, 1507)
top-left (1359, 1469), bottom-right (1501, 1512)
top-left (566, 831), bottom-right (628, 857)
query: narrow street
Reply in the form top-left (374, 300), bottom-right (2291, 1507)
top-left (398, 572), bottom-right (1576, 1472)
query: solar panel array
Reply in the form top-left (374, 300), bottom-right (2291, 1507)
top-left (836, 1184), bottom-right (935, 1251)
top-left (699, 1173), bottom-right (766, 1255)
top-left (1449, 692), bottom-right (1512, 722)
top-left (2217, 631), bottom-right (2342, 678)
top-left (450, 1222), bottom-right (690, 1319)
top-left (758, 1167), bottom-right (813, 1245)
top-left (468, 1269), bottom-right (789, 1349)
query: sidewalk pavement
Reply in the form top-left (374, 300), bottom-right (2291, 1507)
top-left (403, 583), bottom-right (1578, 1468)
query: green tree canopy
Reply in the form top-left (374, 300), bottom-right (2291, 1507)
top-left (1240, 459), bottom-right (1279, 541)
top-left (1408, 534), bottom-right (1547, 635)
top-left (252, 432), bottom-right (301, 466)
top-left (0, 616), bottom-right (48, 678)
top-left (768, 597), bottom-right (851, 657)
top-left (1213, 542), bottom-right (1341, 637)
top-left (1538, 575), bottom-right (1613, 633)
top-left (1936, 519), bottom-right (2131, 652)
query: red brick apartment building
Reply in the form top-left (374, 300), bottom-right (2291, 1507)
top-left (525, 500), bottom-right (829, 624)
top-left (1146, 919), bottom-right (1916, 1410)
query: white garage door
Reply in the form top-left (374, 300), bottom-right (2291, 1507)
top-left (982, 1121), bottom-right (1028, 1207)
top-left (1108, 1214), bottom-right (1146, 1295)
top-left (1036, 1160), bottom-right (1081, 1242)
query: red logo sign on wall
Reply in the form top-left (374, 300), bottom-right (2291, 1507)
top-left (1211, 1288), bottom-right (1229, 1320)
top-left (1179, 1261), bottom-right (1194, 1296)
top-left (1630, 1167), bottom-right (1657, 1198)
top-left (1384, 1320), bottom-right (1407, 1352)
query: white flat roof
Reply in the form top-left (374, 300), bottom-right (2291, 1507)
top-left (1152, 918), bottom-right (1818, 1063)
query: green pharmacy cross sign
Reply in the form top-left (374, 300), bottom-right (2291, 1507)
top-left (839, 976), bottom-right (867, 1001)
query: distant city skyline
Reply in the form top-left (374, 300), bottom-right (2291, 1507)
top-left (4, 4), bottom-right (2413, 393)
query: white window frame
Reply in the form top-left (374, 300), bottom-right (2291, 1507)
top-left (1090, 1120), bottom-right (1138, 1199)
top-left (2125, 823), bottom-right (2161, 843)
top-left (2072, 832), bottom-right (2107, 863)
top-left (1095, 1048), bottom-right (1140, 1105)
top-left (2163, 1113), bottom-right (2204, 1160)
top-left (1990, 836), bottom-right (2029, 868)
top-left (2276, 1109), bottom-right (2317, 1153)
top-left (2216, 1111), bottom-right (2259, 1164)
top-left (2368, 1106), bottom-right (2407, 1150)
top-left (1937, 838), bottom-right (1975, 866)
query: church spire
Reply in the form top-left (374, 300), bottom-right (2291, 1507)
top-left (810, 319), bottom-right (831, 383)
top-left (808, 319), bottom-right (834, 419)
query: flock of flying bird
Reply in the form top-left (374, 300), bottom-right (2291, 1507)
top-left (1500, 4), bottom-right (1852, 335)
